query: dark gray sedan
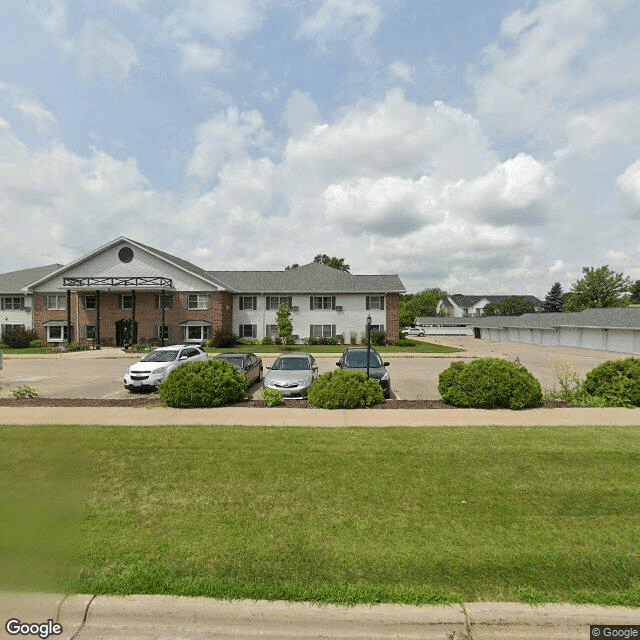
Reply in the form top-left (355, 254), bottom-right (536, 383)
top-left (213, 353), bottom-right (263, 384)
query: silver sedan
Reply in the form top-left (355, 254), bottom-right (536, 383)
top-left (263, 353), bottom-right (319, 398)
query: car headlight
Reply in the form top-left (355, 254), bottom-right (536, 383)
top-left (380, 372), bottom-right (390, 381)
top-left (154, 366), bottom-right (169, 374)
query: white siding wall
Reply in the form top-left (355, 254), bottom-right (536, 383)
top-left (1, 294), bottom-right (34, 330)
top-left (233, 294), bottom-right (386, 340)
top-left (33, 243), bottom-right (220, 293)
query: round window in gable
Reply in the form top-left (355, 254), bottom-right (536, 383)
top-left (118, 247), bottom-right (134, 263)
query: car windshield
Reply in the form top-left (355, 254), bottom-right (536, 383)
top-left (140, 350), bottom-right (180, 362)
top-left (271, 357), bottom-right (310, 371)
top-left (219, 356), bottom-right (244, 368)
top-left (343, 351), bottom-right (383, 368)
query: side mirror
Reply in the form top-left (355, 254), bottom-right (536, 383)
top-left (384, 362), bottom-right (390, 366)
top-left (336, 362), bottom-right (341, 367)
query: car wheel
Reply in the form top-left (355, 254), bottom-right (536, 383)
top-left (258, 367), bottom-right (263, 382)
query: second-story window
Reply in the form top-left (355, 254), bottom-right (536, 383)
top-left (310, 296), bottom-right (335, 310)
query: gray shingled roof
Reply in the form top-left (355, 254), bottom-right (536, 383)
top-left (0, 264), bottom-right (62, 293)
top-left (209, 262), bottom-right (405, 294)
top-left (471, 307), bottom-right (640, 330)
top-left (415, 316), bottom-right (476, 326)
top-left (447, 293), bottom-right (543, 307)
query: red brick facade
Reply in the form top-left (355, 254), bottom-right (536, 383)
top-left (385, 292), bottom-right (400, 343)
top-left (34, 290), bottom-right (233, 346)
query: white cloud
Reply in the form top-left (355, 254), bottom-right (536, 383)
top-left (617, 158), bottom-right (640, 216)
top-left (283, 90), bottom-right (321, 136)
top-left (0, 82), bottom-right (58, 135)
top-left (179, 41), bottom-right (225, 73)
top-left (388, 60), bottom-right (413, 83)
top-left (75, 20), bottom-right (139, 81)
top-left (26, 0), bottom-right (73, 54)
top-left (473, 0), bottom-right (634, 138)
top-left (187, 107), bottom-right (271, 181)
top-left (165, 0), bottom-right (266, 43)
top-left (450, 154), bottom-right (554, 226)
top-left (282, 90), bottom-right (495, 192)
top-left (324, 175), bottom-right (442, 236)
top-left (298, 0), bottom-right (382, 51)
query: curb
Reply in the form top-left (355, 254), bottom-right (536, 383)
top-left (2, 595), bottom-right (638, 640)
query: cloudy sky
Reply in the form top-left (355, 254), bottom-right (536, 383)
top-left (1, 0), bottom-right (639, 296)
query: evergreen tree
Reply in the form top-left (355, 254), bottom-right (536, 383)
top-left (543, 282), bottom-right (566, 312)
top-left (276, 303), bottom-right (293, 343)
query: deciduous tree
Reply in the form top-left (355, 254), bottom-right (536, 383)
top-left (563, 265), bottom-right (631, 311)
top-left (399, 289), bottom-right (448, 327)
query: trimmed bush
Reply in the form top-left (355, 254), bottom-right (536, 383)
top-left (209, 328), bottom-right (237, 349)
top-left (2, 329), bottom-right (37, 348)
top-left (158, 359), bottom-right (248, 408)
top-left (262, 388), bottom-right (283, 407)
top-left (392, 338), bottom-right (418, 347)
top-left (28, 339), bottom-right (45, 348)
top-left (307, 369), bottom-right (384, 409)
top-left (438, 358), bottom-right (542, 410)
top-left (583, 358), bottom-right (640, 407)
top-left (370, 330), bottom-right (386, 346)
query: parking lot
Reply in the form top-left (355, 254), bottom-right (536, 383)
top-left (0, 337), bottom-right (631, 401)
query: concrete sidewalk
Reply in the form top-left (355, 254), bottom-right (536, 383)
top-left (2, 592), bottom-right (639, 639)
top-left (2, 405), bottom-right (640, 426)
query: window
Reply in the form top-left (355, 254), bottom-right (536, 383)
top-left (84, 296), bottom-right (96, 310)
top-left (183, 324), bottom-right (210, 342)
top-left (310, 296), bottom-right (335, 310)
top-left (1, 324), bottom-right (25, 336)
top-left (155, 294), bottom-right (173, 310)
top-left (46, 294), bottom-right (66, 310)
top-left (239, 296), bottom-right (257, 310)
top-left (46, 324), bottom-right (69, 342)
top-left (239, 324), bottom-right (257, 338)
top-left (84, 325), bottom-right (96, 340)
top-left (1, 297), bottom-right (23, 310)
top-left (188, 294), bottom-right (210, 309)
top-left (265, 324), bottom-right (279, 337)
top-left (119, 295), bottom-right (133, 310)
top-left (155, 325), bottom-right (171, 341)
top-left (310, 324), bottom-right (336, 338)
top-left (366, 295), bottom-right (385, 310)
top-left (370, 324), bottom-right (385, 332)
top-left (266, 296), bottom-right (292, 310)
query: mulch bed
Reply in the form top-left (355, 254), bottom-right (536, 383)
top-left (0, 398), bottom-right (572, 409)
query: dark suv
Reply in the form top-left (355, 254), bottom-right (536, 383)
top-left (336, 347), bottom-right (391, 398)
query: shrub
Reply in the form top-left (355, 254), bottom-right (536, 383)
top-left (158, 359), bottom-right (248, 408)
top-left (392, 338), bottom-right (418, 347)
top-left (284, 335), bottom-right (296, 345)
top-left (130, 343), bottom-right (153, 352)
top-left (306, 336), bottom-right (319, 345)
top-left (2, 329), bottom-right (37, 348)
top-left (307, 369), bottom-right (385, 409)
top-left (273, 337), bottom-right (283, 345)
top-left (66, 342), bottom-right (87, 351)
top-left (262, 388), bottom-right (283, 407)
top-left (261, 336), bottom-right (274, 345)
top-left (438, 358), bottom-right (542, 410)
top-left (210, 328), bottom-right (237, 349)
top-left (13, 384), bottom-right (38, 398)
top-left (583, 358), bottom-right (640, 407)
top-left (28, 339), bottom-right (45, 348)
top-left (370, 330), bottom-right (386, 346)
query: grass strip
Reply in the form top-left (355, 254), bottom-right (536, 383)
top-left (1, 425), bottom-right (638, 605)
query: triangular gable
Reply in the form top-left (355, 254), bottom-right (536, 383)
top-left (26, 237), bottom-right (229, 292)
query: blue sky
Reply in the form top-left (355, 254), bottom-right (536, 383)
top-left (1, 0), bottom-right (640, 296)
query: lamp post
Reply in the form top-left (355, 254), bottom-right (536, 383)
top-left (366, 313), bottom-right (372, 379)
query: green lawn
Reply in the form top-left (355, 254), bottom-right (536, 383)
top-left (2, 425), bottom-right (639, 605)
top-left (0, 346), bottom-right (54, 354)
top-left (206, 342), bottom-right (461, 354)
